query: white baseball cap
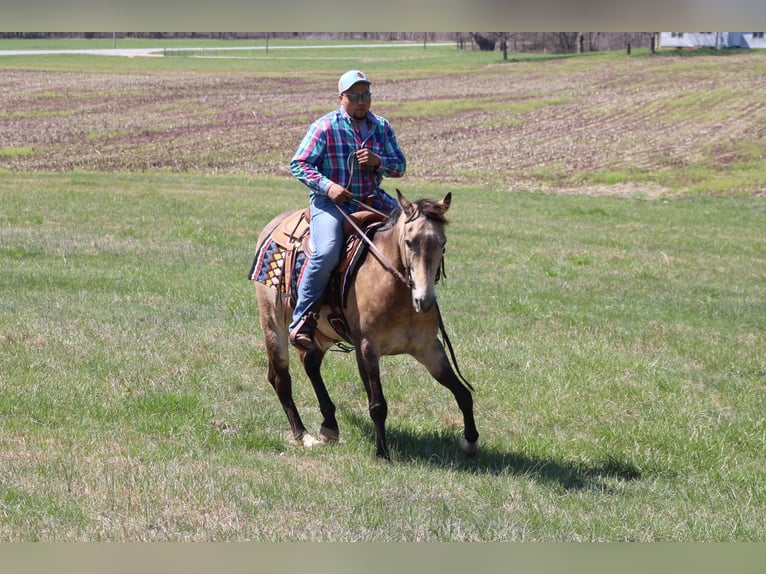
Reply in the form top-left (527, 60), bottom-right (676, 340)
top-left (338, 70), bottom-right (371, 94)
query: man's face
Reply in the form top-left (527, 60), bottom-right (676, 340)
top-left (340, 82), bottom-right (372, 121)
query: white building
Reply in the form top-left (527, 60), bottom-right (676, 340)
top-left (660, 32), bottom-right (766, 49)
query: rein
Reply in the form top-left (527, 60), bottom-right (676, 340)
top-left (337, 149), bottom-right (412, 287)
top-left (335, 204), bottom-right (412, 288)
top-left (435, 301), bottom-right (474, 392)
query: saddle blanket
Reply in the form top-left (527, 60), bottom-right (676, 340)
top-left (250, 238), bottom-right (307, 301)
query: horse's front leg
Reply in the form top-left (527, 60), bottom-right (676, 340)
top-left (355, 340), bottom-right (389, 460)
top-left (414, 339), bottom-right (479, 456)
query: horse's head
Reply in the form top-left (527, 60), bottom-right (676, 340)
top-left (396, 189), bottom-right (451, 313)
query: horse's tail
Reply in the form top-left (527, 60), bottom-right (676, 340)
top-left (435, 302), bottom-right (474, 393)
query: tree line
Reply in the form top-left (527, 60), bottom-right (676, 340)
top-left (0, 32), bottom-right (658, 54)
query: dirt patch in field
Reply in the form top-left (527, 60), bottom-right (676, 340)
top-left (2, 53), bottom-right (766, 196)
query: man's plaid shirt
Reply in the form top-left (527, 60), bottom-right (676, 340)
top-left (290, 107), bottom-right (406, 213)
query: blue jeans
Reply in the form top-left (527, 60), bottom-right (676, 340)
top-left (289, 194), bottom-right (346, 331)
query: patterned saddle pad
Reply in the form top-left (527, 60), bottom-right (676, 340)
top-left (249, 209), bottom-right (311, 303)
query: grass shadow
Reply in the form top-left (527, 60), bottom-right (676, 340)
top-left (343, 409), bottom-right (642, 491)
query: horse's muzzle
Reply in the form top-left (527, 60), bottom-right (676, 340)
top-left (413, 294), bottom-right (436, 313)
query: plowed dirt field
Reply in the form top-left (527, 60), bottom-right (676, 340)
top-left (2, 52), bottom-right (765, 195)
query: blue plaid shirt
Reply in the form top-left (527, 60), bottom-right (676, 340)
top-left (290, 107), bottom-right (406, 213)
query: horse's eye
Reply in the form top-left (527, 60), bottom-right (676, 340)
top-left (405, 239), bottom-right (413, 249)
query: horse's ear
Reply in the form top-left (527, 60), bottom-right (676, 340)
top-left (397, 189), bottom-right (415, 217)
top-left (440, 192), bottom-right (452, 212)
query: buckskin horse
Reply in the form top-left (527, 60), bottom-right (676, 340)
top-left (249, 190), bottom-right (478, 460)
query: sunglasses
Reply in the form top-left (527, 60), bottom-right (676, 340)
top-left (343, 91), bottom-right (372, 103)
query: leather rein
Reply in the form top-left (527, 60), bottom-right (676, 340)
top-left (338, 149), bottom-right (412, 288)
top-left (335, 202), bottom-right (412, 288)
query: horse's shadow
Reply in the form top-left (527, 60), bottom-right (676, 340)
top-left (342, 410), bottom-right (642, 491)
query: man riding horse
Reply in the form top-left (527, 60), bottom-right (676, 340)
top-left (288, 70), bottom-right (407, 351)
top-left (252, 70), bottom-right (477, 460)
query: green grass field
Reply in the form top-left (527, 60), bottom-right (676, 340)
top-left (2, 171), bottom-right (764, 540)
top-left (1, 42), bottom-right (765, 541)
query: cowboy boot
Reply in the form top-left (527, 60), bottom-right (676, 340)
top-left (289, 311), bottom-right (319, 351)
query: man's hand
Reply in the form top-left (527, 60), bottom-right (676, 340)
top-left (354, 148), bottom-right (381, 169)
top-left (327, 183), bottom-right (353, 204)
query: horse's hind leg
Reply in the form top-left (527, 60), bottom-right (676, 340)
top-left (266, 357), bottom-right (320, 447)
top-left (301, 347), bottom-right (340, 443)
top-left (415, 340), bottom-right (479, 456)
top-left (257, 285), bottom-right (319, 447)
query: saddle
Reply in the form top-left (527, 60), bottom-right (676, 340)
top-left (249, 208), bottom-right (386, 343)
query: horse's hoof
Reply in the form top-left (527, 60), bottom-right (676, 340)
top-left (297, 432), bottom-right (321, 448)
top-left (319, 426), bottom-right (339, 444)
top-left (458, 437), bottom-right (479, 457)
